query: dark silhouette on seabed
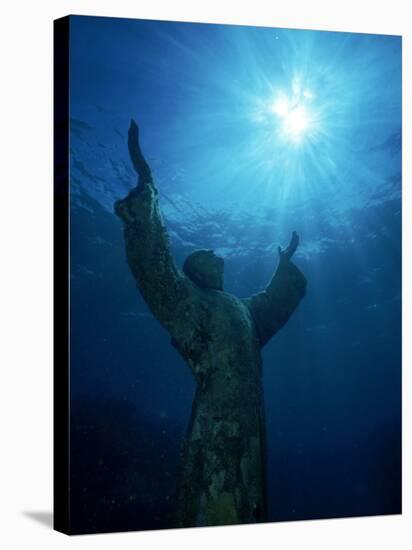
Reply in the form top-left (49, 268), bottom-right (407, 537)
top-left (115, 120), bottom-right (307, 528)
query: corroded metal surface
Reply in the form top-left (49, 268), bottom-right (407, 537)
top-left (115, 120), bottom-right (306, 527)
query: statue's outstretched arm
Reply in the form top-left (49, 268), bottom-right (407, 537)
top-left (244, 232), bottom-right (307, 348)
top-left (114, 120), bottom-right (196, 335)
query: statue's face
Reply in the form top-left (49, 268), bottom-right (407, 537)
top-left (183, 249), bottom-right (224, 290)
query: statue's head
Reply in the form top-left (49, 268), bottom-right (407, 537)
top-left (183, 249), bottom-right (224, 290)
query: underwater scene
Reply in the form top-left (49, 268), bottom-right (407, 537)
top-left (67, 16), bottom-right (401, 533)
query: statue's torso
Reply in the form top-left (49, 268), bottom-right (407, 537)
top-left (173, 289), bottom-right (267, 527)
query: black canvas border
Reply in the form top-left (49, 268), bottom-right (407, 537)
top-left (53, 15), bottom-right (70, 535)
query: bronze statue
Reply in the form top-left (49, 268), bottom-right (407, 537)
top-left (115, 120), bottom-right (307, 527)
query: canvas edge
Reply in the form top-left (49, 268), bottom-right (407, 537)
top-left (53, 14), bottom-right (71, 536)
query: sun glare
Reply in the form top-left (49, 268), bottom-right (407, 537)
top-left (283, 106), bottom-right (310, 138)
top-left (268, 83), bottom-right (317, 144)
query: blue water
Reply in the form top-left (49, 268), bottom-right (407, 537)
top-left (67, 16), bottom-right (401, 533)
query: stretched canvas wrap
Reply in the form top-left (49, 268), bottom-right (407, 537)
top-left (54, 15), bottom-right (402, 535)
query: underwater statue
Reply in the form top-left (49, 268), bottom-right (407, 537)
top-left (115, 120), bottom-right (307, 528)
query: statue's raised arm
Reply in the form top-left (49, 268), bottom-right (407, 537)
top-left (114, 120), bottom-right (196, 336)
top-left (244, 231), bottom-right (307, 348)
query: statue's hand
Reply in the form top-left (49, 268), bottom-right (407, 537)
top-left (128, 119), bottom-right (152, 184)
top-left (128, 119), bottom-right (140, 154)
top-left (278, 231), bottom-right (299, 262)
